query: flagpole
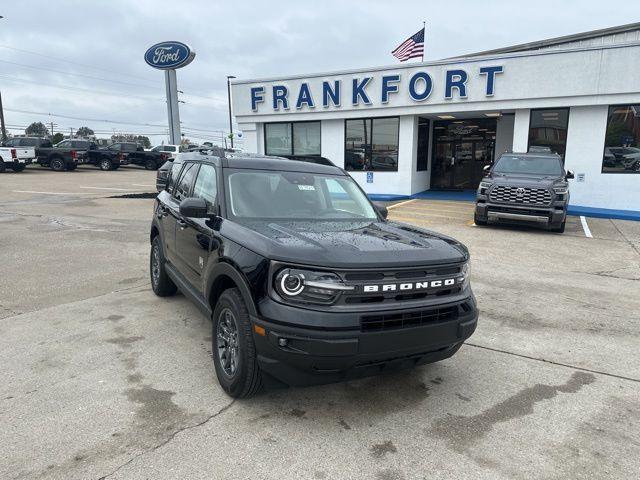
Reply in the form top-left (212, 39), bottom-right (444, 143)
top-left (422, 21), bottom-right (425, 62)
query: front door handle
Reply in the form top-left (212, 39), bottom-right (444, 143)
top-left (177, 219), bottom-right (188, 230)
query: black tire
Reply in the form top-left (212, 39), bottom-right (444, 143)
top-left (552, 219), bottom-right (566, 234)
top-left (99, 158), bottom-right (113, 171)
top-left (11, 164), bottom-right (27, 172)
top-left (0, 161), bottom-right (6, 173)
top-left (66, 163), bottom-right (77, 171)
top-left (144, 159), bottom-right (157, 170)
top-left (212, 288), bottom-right (263, 398)
top-left (150, 236), bottom-right (177, 297)
top-left (474, 213), bottom-right (487, 226)
top-left (50, 157), bottom-right (66, 172)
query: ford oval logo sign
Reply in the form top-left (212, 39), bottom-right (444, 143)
top-left (144, 41), bottom-right (195, 70)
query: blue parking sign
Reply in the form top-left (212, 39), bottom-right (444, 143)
top-left (366, 171), bottom-right (374, 183)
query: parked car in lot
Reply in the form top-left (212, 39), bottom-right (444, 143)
top-left (4, 137), bottom-right (83, 171)
top-left (474, 152), bottom-right (574, 233)
top-left (55, 139), bottom-right (125, 171)
top-left (0, 145), bottom-right (35, 172)
top-left (151, 144), bottom-right (182, 159)
top-left (149, 152), bottom-right (477, 397)
top-left (110, 142), bottom-right (167, 170)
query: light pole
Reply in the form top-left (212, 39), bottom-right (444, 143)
top-left (226, 75), bottom-right (236, 149)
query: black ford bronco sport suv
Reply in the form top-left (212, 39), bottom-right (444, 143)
top-left (474, 152), bottom-right (574, 233)
top-left (150, 152), bottom-right (477, 398)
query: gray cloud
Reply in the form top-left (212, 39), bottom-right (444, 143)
top-left (0, 0), bottom-right (636, 145)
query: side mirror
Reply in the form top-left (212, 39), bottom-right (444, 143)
top-left (179, 197), bottom-right (210, 218)
top-left (483, 165), bottom-right (491, 172)
top-left (566, 170), bottom-right (575, 180)
top-left (374, 202), bottom-right (388, 220)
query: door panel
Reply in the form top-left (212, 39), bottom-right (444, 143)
top-left (174, 218), bottom-right (213, 291)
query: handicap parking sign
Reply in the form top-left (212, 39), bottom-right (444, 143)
top-left (366, 171), bottom-right (374, 183)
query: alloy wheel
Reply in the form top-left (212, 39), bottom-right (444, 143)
top-left (217, 308), bottom-right (240, 377)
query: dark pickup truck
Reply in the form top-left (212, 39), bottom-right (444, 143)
top-left (3, 137), bottom-right (82, 171)
top-left (110, 142), bottom-right (168, 170)
top-left (474, 152), bottom-right (574, 233)
top-left (55, 139), bottom-right (124, 171)
top-left (150, 152), bottom-right (477, 397)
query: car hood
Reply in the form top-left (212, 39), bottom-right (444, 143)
top-left (489, 172), bottom-right (564, 188)
top-left (220, 220), bottom-right (468, 269)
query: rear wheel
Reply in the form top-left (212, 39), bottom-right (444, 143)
top-left (66, 163), bottom-right (77, 171)
top-left (50, 157), bottom-right (65, 172)
top-left (212, 288), bottom-right (263, 398)
top-left (99, 158), bottom-right (113, 171)
top-left (150, 236), bottom-right (177, 297)
top-left (0, 161), bottom-right (6, 173)
top-left (11, 164), bottom-right (27, 172)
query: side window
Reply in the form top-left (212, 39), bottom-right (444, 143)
top-left (108, 143), bottom-right (120, 151)
top-left (173, 163), bottom-right (198, 201)
top-left (23, 138), bottom-right (39, 147)
top-left (124, 144), bottom-right (137, 152)
top-left (166, 161), bottom-right (183, 194)
top-left (5, 138), bottom-right (17, 146)
top-left (192, 164), bottom-right (217, 204)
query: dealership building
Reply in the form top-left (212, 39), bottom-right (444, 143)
top-left (231, 23), bottom-right (640, 218)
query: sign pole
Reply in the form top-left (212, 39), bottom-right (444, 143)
top-left (164, 69), bottom-right (181, 145)
top-left (0, 91), bottom-right (7, 143)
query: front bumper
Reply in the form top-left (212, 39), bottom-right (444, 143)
top-left (475, 192), bottom-right (567, 228)
top-left (251, 294), bottom-right (478, 387)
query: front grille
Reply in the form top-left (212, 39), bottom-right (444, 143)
top-left (489, 185), bottom-right (552, 206)
top-left (360, 305), bottom-right (459, 332)
top-left (337, 264), bottom-right (464, 305)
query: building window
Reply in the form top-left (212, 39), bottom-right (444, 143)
top-left (345, 117), bottom-right (399, 171)
top-left (602, 105), bottom-right (640, 174)
top-left (264, 121), bottom-right (320, 156)
top-left (528, 108), bottom-right (569, 159)
top-left (417, 118), bottom-right (430, 171)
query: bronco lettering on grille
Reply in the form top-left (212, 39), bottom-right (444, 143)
top-left (363, 278), bottom-right (457, 293)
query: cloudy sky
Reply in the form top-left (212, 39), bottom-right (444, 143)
top-left (0, 0), bottom-right (638, 146)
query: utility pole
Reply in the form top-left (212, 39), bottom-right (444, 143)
top-left (0, 91), bottom-right (7, 143)
top-left (226, 75), bottom-right (236, 149)
top-left (49, 122), bottom-right (58, 138)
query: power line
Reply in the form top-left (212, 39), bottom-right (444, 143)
top-left (0, 45), bottom-right (158, 84)
top-left (4, 107), bottom-right (228, 134)
top-left (0, 74), bottom-right (165, 103)
top-left (0, 59), bottom-right (162, 90)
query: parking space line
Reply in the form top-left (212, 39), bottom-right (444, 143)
top-left (132, 184), bottom-right (155, 187)
top-left (12, 190), bottom-right (102, 195)
top-left (386, 199), bottom-right (417, 210)
top-left (580, 216), bottom-right (593, 238)
top-left (80, 186), bottom-right (136, 191)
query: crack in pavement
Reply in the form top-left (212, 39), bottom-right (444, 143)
top-left (0, 283), bottom-right (151, 323)
top-left (96, 399), bottom-right (236, 480)
top-left (610, 219), bottom-right (640, 257)
top-left (466, 342), bottom-right (640, 383)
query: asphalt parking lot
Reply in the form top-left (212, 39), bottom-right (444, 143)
top-left (1, 166), bottom-right (639, 480)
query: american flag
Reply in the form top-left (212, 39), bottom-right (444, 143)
top-left (391, 27), bottom-right (425, 62)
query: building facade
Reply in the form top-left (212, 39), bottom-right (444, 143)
top-left (231, 23), bottom-right (640, 216)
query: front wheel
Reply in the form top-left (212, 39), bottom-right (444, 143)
top-left (66, 163), bottom-right (77, 171)
top-left (212, 288), bottom-right (263, 398)
top-left (144, 159), bottom-right (157, 170)
top-left (12, 164), bottom-right (26, 172)
top-left (551, 219), bottom-right (566, 234)
top-left (150, 236), bottom-right (177, 297)
top-left (474, 213), bottom-right (487, 226)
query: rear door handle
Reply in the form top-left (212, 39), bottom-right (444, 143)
top-left (177, 219), bottom-right (188, 230)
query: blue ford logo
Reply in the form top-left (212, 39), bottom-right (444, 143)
top-left (144, 41), bottom-right (195, 70)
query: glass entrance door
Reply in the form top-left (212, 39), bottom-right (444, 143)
top-left (431, 119), bottom-right (496, 190)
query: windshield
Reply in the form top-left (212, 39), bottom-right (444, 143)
top-left (224, 169), bottom-right (378, 221)
top-left (493, 155), bottom-right (563, 176)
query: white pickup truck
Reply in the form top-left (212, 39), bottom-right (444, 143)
top-left (0, 146), bottom-right (36, 172)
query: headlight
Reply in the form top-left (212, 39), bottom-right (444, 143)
top-left (553, 186), bottom-right (568, 195)
top-left (274, 268), bottom-right (354, 305)
top-left (478, 181), bottom-right (492, 192)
